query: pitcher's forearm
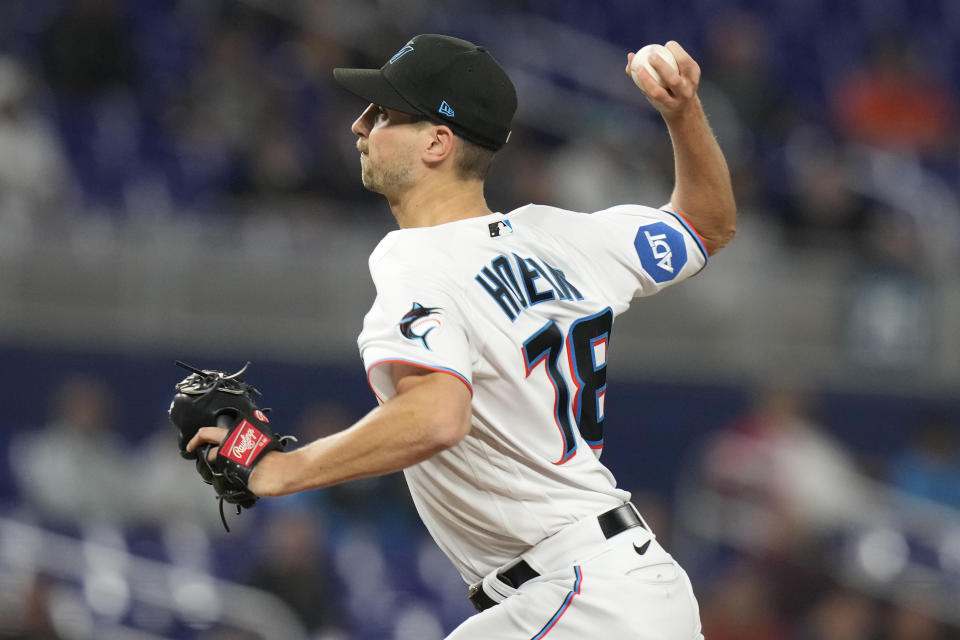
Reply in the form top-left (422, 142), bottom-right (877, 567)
top-left (665, 96), bottom-right (737, 255)
top-left (249, 371), bottom-right (472, 496)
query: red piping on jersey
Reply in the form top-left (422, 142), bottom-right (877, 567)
top-left (671, 210), bottom-right (706, 245)
top-left (365, 358), bottom-right (474, 403)
top-left (663, 208), bottom-right (709, 262)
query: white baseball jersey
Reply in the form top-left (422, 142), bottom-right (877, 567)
top-left (358, 203), bottom-right (707, 584)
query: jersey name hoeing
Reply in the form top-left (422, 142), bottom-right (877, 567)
top-left (475, 253), bottom-right (584, 322)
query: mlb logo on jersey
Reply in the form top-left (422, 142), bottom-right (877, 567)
top-left (634, 222), bottom-right (687, 283)
top-left (488, 219), bottom-right (514, 237)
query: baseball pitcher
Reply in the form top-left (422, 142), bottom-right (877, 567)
top-left (173, 34), bottom-right (736, 639)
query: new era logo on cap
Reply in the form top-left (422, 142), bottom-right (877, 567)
top-left (438, 100), bottom-right (455, 117)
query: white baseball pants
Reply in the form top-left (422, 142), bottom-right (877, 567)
top-left (447, 526), bottom-right (703, 639)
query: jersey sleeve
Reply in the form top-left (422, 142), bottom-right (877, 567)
top-left (358, 249), bottom-right (474, 403)
top-left (588, 204), bottom-right (709, 298)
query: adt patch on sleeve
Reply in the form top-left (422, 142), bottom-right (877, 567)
top-left (634, 222), bottom-right (688, 283)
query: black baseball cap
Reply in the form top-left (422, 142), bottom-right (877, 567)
top-left (333, 34), bottom-right (517, 151)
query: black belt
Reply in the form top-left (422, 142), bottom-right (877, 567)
top-left (468, 503), bottom-right (645, 612)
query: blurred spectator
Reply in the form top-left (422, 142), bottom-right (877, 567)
top-left (775, 131), bottom-right (873, 248)
top-left (487, 139), bottom-right (556, 213)
top-left (195, 629), bottom-right (260, 640)
top-left (888, 413), bottom-right (960, 511)
top-left (9, 375), bottom-right (134, 526)
top-left (0, 56), bottom-right (73, 223)
top-left (883, 604), bottom-right (946, 640)
top-left (241, 111), bottom-right (308, 196)
top-left (545, 129), bottom-right (670, 213)
top-left (10, 574), bottom-right (63, 640)
top-left (166, 20), bottom-right (272, 201)
top-left (700, 10), bottom-right (782, 138)
top-left (841, 207), bottom-right (938, 372)
top-left (831, 33), bottom-right (959, 159)
top-left (796, 588), bottom-right (878, 640)
top-left (699, 385), bottom-right (873, 555)
top-left (131, 425), bottom-right (229, 531)
top-left (278, 401), bottom-right (423, 550)
top-left (38, 0), bottom-right (141, 209)
top-left (696, 9), bottom-right (788, 216)
top-left (40, 0), bottom-right (136, 99)
top-left (244, 508), bottom-right (344, 637)
top-left (698, 560), bottom-right (790, 640)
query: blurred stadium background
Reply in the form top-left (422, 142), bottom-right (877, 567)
top-left (1, 0), bottom-right (959, 638)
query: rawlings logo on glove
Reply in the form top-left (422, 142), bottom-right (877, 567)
top-left (168, 361), bottom-right (296, 531)
top-left (222, 419), bottom-right (273, 464)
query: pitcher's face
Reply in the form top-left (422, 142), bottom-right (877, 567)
top-left (352, 104), bottom-right (426, 195)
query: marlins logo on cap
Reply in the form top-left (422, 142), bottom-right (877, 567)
top-left (333, 34), bottom-right (518, 151)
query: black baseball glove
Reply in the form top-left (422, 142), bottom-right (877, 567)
top-left (168, 361), bottom-right (296, 530)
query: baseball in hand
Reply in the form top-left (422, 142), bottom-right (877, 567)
top-left (630, 44), bottom-right (679, 88)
